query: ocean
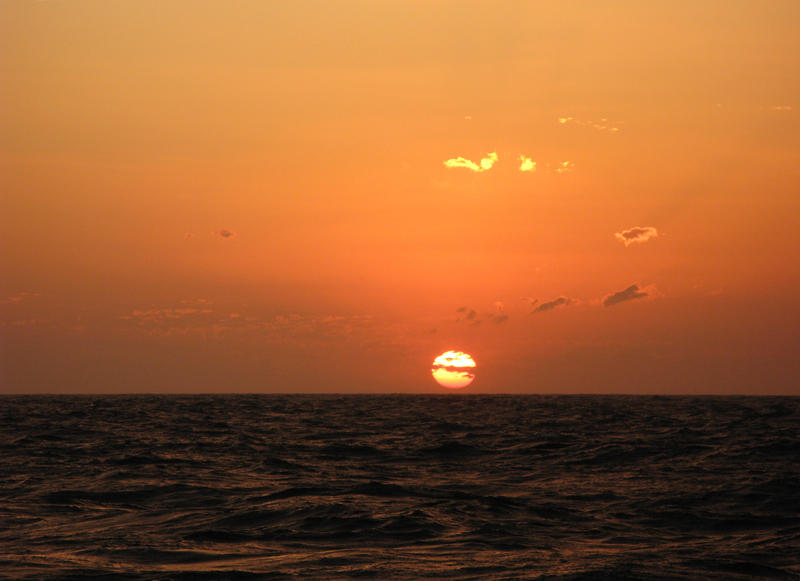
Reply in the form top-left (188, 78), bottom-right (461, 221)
top-left (1, 395), bottom-right (798, 580)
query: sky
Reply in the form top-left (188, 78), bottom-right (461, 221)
top-left (2, 0), bottom-right (799, 394)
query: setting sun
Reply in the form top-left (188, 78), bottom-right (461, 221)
top-left (432, 351), bottom-right (476, 389)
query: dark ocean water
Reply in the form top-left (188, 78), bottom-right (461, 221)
top-left (1, 395), bottom-right (798, 581)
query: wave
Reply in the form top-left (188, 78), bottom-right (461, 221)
top-left (1, 394), bottom-right (798, 580)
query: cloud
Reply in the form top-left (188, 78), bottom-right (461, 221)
top-left (455, 303), bottom-right (509, 325)
top-left (443, 157), bottom-right (481, 171)
top-left (519, 155), bottom-right (536, 172)
top-left (0, 292), bottom-right (42, 304)
top-left (555, 161), bottom-right (575, 174)
top-left (121, 302), bottom-right (377, 343)
top-left (216, 229), bottom-right (236, 239)
top-left (602, 284), bottom-right (649, 307)
top-left (123, 306), bottom-right (214, 321)
top-left (533, 296), bottom-right (573, 313)
top-left (615, 226), bottom-right (658, 246)
top-left (772, 105), bottom-right (793, 111)
top-left (479, 152), bottom-right (499, 171)
top-left (558, 116), bottom-right (620, 132)
top-left (443, 152), bottom-right (498, 172)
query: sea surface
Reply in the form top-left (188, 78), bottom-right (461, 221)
top-left (1, 395), bottom-right (798, 580)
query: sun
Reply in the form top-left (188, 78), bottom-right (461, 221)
top-left (432, 350), bottom-right (476, 389)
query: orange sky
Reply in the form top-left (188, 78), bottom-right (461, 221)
top-left (2, 1), bottom-right (799, 393)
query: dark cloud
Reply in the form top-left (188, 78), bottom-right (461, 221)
top-left (456, 304), bottom-right (509, 325)
top-left (533, 296), bottom-right (572, 313)
top-left (216, 229), bottom-right (236, 239)
top-left (603, 284), bottom-right (648, 307)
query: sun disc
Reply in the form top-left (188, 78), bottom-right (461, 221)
top-left (432, 350), bottom-right (476, 389)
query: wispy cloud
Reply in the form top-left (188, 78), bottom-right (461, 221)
top-left (455, 307), bottom-right (478, 322)
top-left (555, 161), bottom-right (575, 174)
top-left (532, 296), bottom-right (573, 313)
top-left (121, 301), bottom-right (376, 342)
top-left (603, 284), bottom-right (649, 307)
top-left (558, 116), bottom-right (620, 132)
top-left (490, 301), bottom-right (507, 324)
top-left (771, 105), bottom-right (793, 111)
top-left (519, 155), bottom-right (536, 172)
top-left (456, 304), bottom-right (509, 325)
top-left (615, 226), bottom-right (658, 247)
top-left (443, 152), bottom-right (498, 172)
top-left (0, 292), bottom-right (42, 304)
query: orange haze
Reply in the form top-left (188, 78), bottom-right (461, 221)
top-left (2, 1), bottom-right (799, 393)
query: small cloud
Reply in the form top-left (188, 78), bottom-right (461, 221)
top-left (533, 296), bottom-right (572, 313)
top-left (615, 226), bottom-right (658, 247)
top-left (1, 292), bottom-right (42, 304)
top-left (519, 155), bottom-right (536, 172)
top-left (184, 232), bottom-right (195, 239)
top-left (180, 298), bottom-right (213, 306)
top-left (602, 284), bottom-right (649, 307)
top-left (464, 115), bottom-right (473, 121)
top-left (479, 152), bottom-right (498, 171)
top-left (521, 297), bottom-right (539, 310)
top-left (2, 296), bottom-right (25, 304)
top-left (456, 303), bottom-right (509, 325)
top-left (444, 157), bottom-right (481, 171)
top-left (555, 161), bottom-right (575, 174)
top-left (558, 116), bottom-right (620, 132)
top-left (215, 229), bottom-right (236, 239)
top-left (443, 152), bottom-right (498, 172)
top-left (772, 105), bottom-right (793, 111)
